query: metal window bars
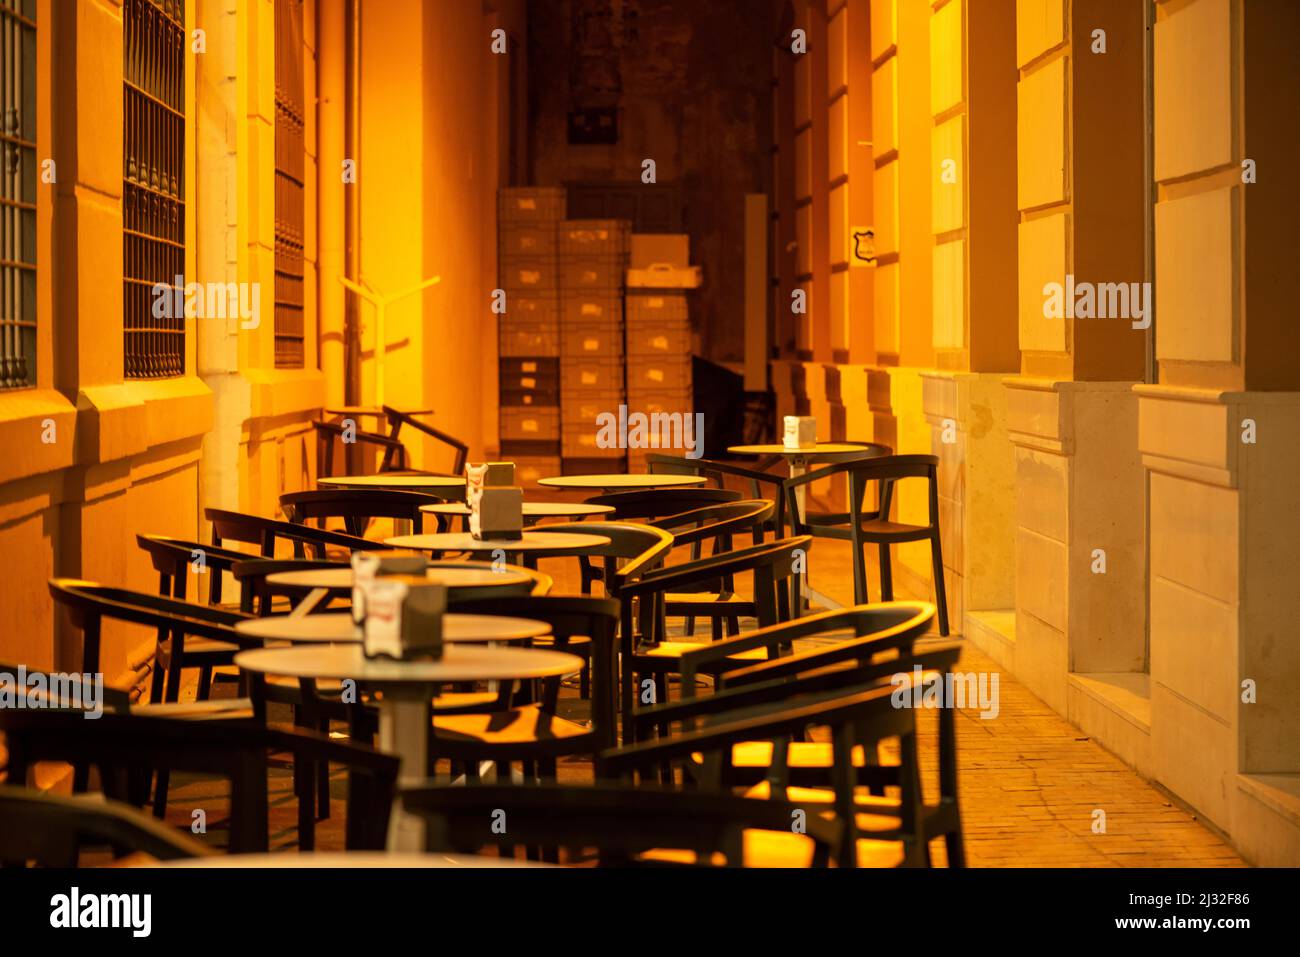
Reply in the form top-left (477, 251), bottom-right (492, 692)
top-left (1, 0), bottom-right (36, 390)
top-left (274, 0), bottom-right (305, 368)
top-left (123, 0), bottom-right (184, 379)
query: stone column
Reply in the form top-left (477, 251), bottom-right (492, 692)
top-left (916, 0), bottom-right (1018, 637)
top-left (1001, 1), bottom-right (1149, 752)
top-left (1140, 0), bottom-right (1300, 864)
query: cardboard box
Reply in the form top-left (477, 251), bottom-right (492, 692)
top-left (631, 234), bottom-right (690, 268)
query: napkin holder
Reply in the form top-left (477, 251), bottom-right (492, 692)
top-left (362, 579), bottom-right (447, 661)
top-left (783, 415), bottom-right (818, 451)
top-left (470, 486), bottom-right (524, 541)
top-left (351, 551), bottom-right (429, 625)
top-left (466, 461), bottom-right (523, 541)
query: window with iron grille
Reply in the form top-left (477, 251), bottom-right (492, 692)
top-left (1, 0), bottom-right (36, 390)
top-left (274, 0), bottom-right (305, 368)
top-left (123, 0), bottom-right (185, 379)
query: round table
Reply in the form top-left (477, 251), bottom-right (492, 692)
top-left (319, 474), bottom-right (465, 491)
top-left (267, 564), bottom-right (531, 595)
top-left (234, 612), bottom-right (549, 645)
top-left (384, 530), bottom-right (610, 566)
top-left (420, 501), bottom-right (614, 531)
top-left (234, 643), bottom-right (583, 852)
top-left (537, 473), bottom-right (707, 492)
top-left (729, 443), bottom-right (883, 611)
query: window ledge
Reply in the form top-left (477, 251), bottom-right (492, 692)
top-left (0, 388), bottom-right (78, 485)
top-left (75, 377), bottom-right (214, 464)
top-left (243, 367), bottom-right (326, 421)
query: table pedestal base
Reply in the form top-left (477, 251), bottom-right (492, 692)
top-left (380, 688), bottom-right (432, 852)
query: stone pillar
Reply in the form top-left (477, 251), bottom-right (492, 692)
top-left (1140, 0), bottom-right (1300, 864)
top-left (1002, 0), bottom-right (1148, 743)
top-left (916, 0), bottom-right (1018, 638)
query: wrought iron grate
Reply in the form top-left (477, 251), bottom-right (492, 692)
top-left (274, 0), bottom-right (305, 368)
top-left (123, 0), bottom-right (185, 379)
top-left (1, 0), bottom-right (36, 390)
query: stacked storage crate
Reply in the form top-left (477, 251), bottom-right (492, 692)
top-left (625, 235), bottom-right (699, 472)
top-left (558, 219), bottom-right (631, 472)
top-left (498, 188), bottom-right (566, 486)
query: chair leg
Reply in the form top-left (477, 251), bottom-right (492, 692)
top-left (853, 543), bottom-right (869, 605)
top-left (317, 718), bottom-right (331, 821)
top-left (930, 533), bottom-right (949, 636)
top-left (579, 660), bottom-right (590, 700)
top-left (879, 544), bottom-right (894, 601)
top-left (151, 769), bottom-right (171, 819)
top-left (196, 666), bottom-right (214, 701)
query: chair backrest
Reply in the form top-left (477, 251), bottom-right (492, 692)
top-left (784, 453), bottom-right (940, 530)
top-left (205, 506), bottom-right (393, 559)
top-left (622, 535), bottom-right (813, 629)
top-left (136, 533), bottom-right (249, 604)
top-left (439, 561), bottom-right (554, 603)
top-left (0, 709), bottom-right (398, 853)
top-left (0, 785), bottom-right (214, 866)
top-left (382, 405), bottom-right (469, 475)
top-left (400, 782), bottom-right (843, 867)
top-left (683, 601), bottom-right (936, 693)
top-left (48, 578), bottom-right (257, 675)
top-left (446, 595), bottom-right (621, 749)
top-left (649, 499), bottom-right (774, 550)
top-left (583, 486), bottom-right (742, 521)
top-left (813, 440), bottom-right (892, 465)
top-left (541, 521), bottom-right (673, 589)
top-left (312, 418), bottom-right (409, 477)
top-left (230, 558), bottom-right (350, 615)
top-left (280, 487), bottom-right (456, 536)
top-left (598, 643), bottom-right (963, 866)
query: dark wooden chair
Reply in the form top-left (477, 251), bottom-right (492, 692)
top-left (280, 487), bottom-right (457, 537)
top-left (44, 580), bottom-right (340, 839)
top-left (542, 521), bottom-right (673, 702)
top-left (425, 597), bottom-right (620, 784)
top-left (648, 500), bottom-right (774, 639)
top-left (381, 405), bottom-right (470, 476)
top-left (0, 709), bottom-right (398, 853)
top-left (312, 418), bottom-right (410, 477)
top-left (206, 506), bottom-right (394, 559)
top-left (647, 453), bottom-right (789, 535)
top-left (136, 534), bottom-right (253, 701)
top-left (48, 578), bottom-right (259, 709)
top-left (400, 782), bottom-right (844, 866)
top-left (230, 558), bottom-right (350, 616)
top-left (616, 535), bottom-right (814, 736)
top-left (627, 604), bottom-right (965, 866)
top-left (0, 785), bottom-right (214, 866)
top-left (598, 642), bottom-right (964, 867)
top-left (783, 454), bottom-right (950, 634)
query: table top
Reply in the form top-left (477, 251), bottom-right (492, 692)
top-left (537, 473), bottom-right (707, 490)
top-left (235, 643), bottom-right (583, 684)
top-left (419, 501), bottom-right (615, 518)
top-left (728, 443), bottom-right (870, 457)
top-left (157, 852), bottom-right (552, 869)
top-left (234, 612), bottom-right (549, 644)
top-left (384, 530), bottom-right (610, 554)
top-left (266, 566), bottom-right (531, 591)
top-left (318, 474), bottom-right (466, 490)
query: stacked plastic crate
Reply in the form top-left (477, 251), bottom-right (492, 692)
top-left (558, 219), bottom-right (631, 472)
top-left (498, 187), bottom-right (566, 486)
top-left (625, 235), bottom-right (700, 472)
